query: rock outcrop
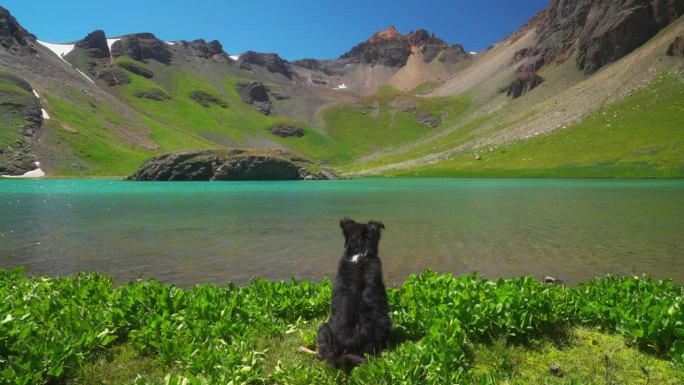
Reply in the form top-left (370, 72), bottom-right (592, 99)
top-left (414, 112), bottom-right (439, 128)
top-left (189, 91), bottom-right (228, 108)
top-left (76, 30), bottom-right (110, 59)
top-left (507, 0), bottom-right (683, 97)
top-left (237, 51), bottom-right (292, 79)
top-left (0, 73), bottom-right (41, 175)
top-left (667, 36), bottom-right (684, 57)
top-left (177, 39), bottom-right (227, 59)
top-left (340, 26), bottom-right (470, 67)
top-left (127, 149), bottom-right (335, 181)
top-left (0, 6), bottom-right (35, 54)
top-left (269, 124), bottom-right (305, 138)
top-left (119, 61), bottom-right (154, 78)
top-left (341, 26), bottom-right (411, 67)
top-left (134, 89), bottom-right (170, 101)
top-left (96, 67), bottom-right (131, 86)
top-left (111, 33), bottom-right (172, 64)
top-left (237, 82), bottom-right (271, 115)
top-left (526, 0), bottom-right (683, 73)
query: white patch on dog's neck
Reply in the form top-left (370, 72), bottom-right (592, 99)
top-left (349, 252), bottom-right (367, 263)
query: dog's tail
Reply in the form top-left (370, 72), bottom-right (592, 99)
top-left (332, 353), bottom-right (368, 367)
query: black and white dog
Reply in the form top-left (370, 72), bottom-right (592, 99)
top-left (313, 218), bottom-right (392, 367)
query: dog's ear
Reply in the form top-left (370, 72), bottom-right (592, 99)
top-left (368, 220), bottom-right (385, 236)
top-left (340, 217), bottom-right (356, 238)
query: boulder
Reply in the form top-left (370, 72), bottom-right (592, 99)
top-left (126, 149), bottom-right (336, 181)
top-left (414, 112), bottom-right (439, 128)
top-left (119, 61), bottom-right (154, 78)
top-left (507, 74), bottom-right (544, 98)
top-left (237, 82), bottom-right (271, 115)
top-left (269, 125), bottom-right (305, 138)
top-left (237, 82), bottom-right (269, 103)
top-left (666, 36), bottom-right (684, 57)
top-left (76, 30), bottom-right (110, 59)
top-left (96, 67), bottom-right (131, 86)
top-left (134, 89), bottom-right (170, 101)
top-left (189, 91), bottom-right (228, 108)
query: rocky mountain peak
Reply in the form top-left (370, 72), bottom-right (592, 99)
top-left (177, 39), bottom-right (226, 59)
top-left (367, 26), bottom-right (404, 45)
top-left (76, 30), bottom-right (110, 59)
top-left (111, 32), bottom-right (172, 64)
top-left (406, 29), bottom-right (447, 47)
top-left (237, 51), bottom-right (292, 79)
top-left (340, 26), bottom-right (464, 67)
top-left (0, 6), bottom-right (35, 53)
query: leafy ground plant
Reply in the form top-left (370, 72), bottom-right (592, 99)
top-left (1, 267), bottom-right (682, 384)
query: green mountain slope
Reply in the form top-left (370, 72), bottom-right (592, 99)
top-left (1, 4), bottom-right (682, 178)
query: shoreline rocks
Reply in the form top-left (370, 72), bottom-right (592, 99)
top-left (126, 148), bottom-right (337, 181)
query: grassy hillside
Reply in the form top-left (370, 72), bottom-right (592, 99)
top-left (389, 71), bottom-right (684, 178)
top-left (115, 61), bottom-right (352, 164)
top-left (34, 60), bottom-right (352, 176)
top-left (319, 86), bottom-right (470, 160)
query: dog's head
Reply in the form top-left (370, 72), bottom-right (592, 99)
top-left (340, 218), bottom-right (385, 261)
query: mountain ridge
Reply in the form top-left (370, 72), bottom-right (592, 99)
top-left (0, 2), bottom-right (682, 178)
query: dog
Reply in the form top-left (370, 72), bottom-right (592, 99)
top-left (302, 218), bottom-right (392, 367)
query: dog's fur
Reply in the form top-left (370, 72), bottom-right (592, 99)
top-left (316, 218), bottom-right (392, 367)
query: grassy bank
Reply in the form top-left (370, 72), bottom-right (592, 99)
top-left (1, 268), bottom-right (682, 384)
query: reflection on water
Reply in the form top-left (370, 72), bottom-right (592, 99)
top-left (1, 178), bottom-right (683, 288)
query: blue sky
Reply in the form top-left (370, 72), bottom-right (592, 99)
top-left (3, 0), bottom-right (549, 61)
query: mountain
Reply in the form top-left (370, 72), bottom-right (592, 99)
top-left (0, 2), bottom-right (682, 178)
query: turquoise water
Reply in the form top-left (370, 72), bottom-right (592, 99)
top-left (1, 178), bottom-right (683, 287)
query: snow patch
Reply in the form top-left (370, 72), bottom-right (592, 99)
top-left (37, 40), bottom-right (75, 64)
top-left (165, 41), bottom-right (176, 46)
top-left (469, 51), bottom-right (477, 55)
top-left (2, 162), bottom-right (46, 179)
top-left (76, 69), bottom-right (95, 84)
top-left (229, 55), bottom-right (240, 61)
top-left (333, 83), bottom-right (347, 90)
top-left (41, 108), bottom-right (50, 119)
top-left (32, 89), bottom-right (40, 99)
top-left (106, 38), bottom-right (120, 52)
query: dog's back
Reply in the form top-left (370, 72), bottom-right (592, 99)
top-left (317, 218), bottom-right (392, 367)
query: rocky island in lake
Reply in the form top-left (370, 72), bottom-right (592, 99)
top-left (126, 148), bottom-right (337, 181)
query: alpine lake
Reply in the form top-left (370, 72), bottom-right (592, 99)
top-left (1, 178), bottom-right (683, 288)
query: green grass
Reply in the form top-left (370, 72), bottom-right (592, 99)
top-left (391, 71), bottom-right (684, 178)
top-left (0, 76), bottom-right (34, 149)
top-left (2, 268), bottom-right (682, 384)
top-left (115, 68), bottom-right (350, 165)
top-left (409, 80), bottom-right (441, 95)
top-left (471, 328), bottom-right (684, 384)
top-left (45, 91), bottom-right (152, 176)
top-left (321, 89), bottom-right (470, 159)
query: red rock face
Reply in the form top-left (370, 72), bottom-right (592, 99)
top-left (366, 26), bottom-right (404, 45)
top-left (341, 26), bottom-right (468, 67)
top-left (507, 0), bottom-right (683, 97)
